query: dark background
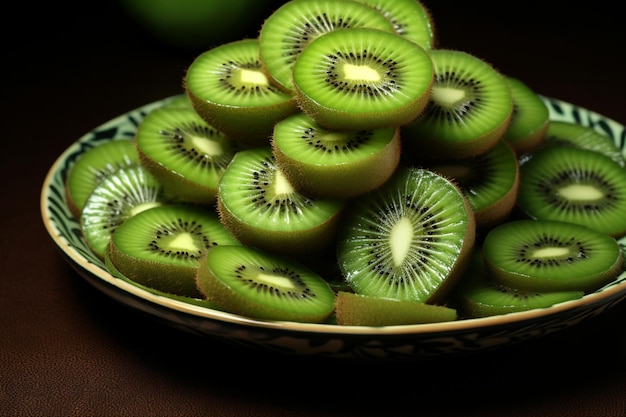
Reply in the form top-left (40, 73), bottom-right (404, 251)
top-left (2, 1), bottom-right (625, 416)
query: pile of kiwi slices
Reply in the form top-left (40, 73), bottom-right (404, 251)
top-left (69, 0), bottom-right (625, 326)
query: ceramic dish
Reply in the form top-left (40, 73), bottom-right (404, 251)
top-left (41, 95), bottom-right (626, 360)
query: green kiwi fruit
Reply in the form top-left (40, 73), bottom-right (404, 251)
top-left (108, 204), bottom-right (240, 298)
top-left (80, 164), bottom-right (171, 260)
top-left (134, 106), bottom-right (237, 205)
top-left (502, 76), bottom-right (550, 154)
top-left (427, 139), bottom-right (520, 232)
top-left (271, 111), bottom-right (401, 199)
top-left (258, 0), bottom-right (396, 93)
top-left (482, 219), bottom-right (623, 293)
top-left (184, 38), bottom-right (298, 146)
top-left (334, 291), bottom-right (457, 326)
top-left (65, 138), bottom-right (140, 218)
top-left (195, 244), bottom-right (336, 323)
top-left (517, 145), bottom-right (626, 238)
top-left (336, 166), bottom-right (476, 303)
top-left (291, 27), bottom-right (434, 131)
top-left (402, 49), bottom-right (513, 159)
top-left (352, 0), bottom-right (436, 50)
top-left (216, 146), bottom-right (344, 257)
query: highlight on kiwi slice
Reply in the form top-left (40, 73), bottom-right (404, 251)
top-left (80, 164), bottom-right (172, 260)
top-left (402, 49), bottom-right (513, 160)
top-left (352, 0), bottom-right (436, 50)
top-left (184, 38), bottom-right (298, 146)
top-left (336, 166), bottom-right (476, 303)
top-left (108, 204), bottom-right (240, 298)
top-left (334, 291), bottom-right (457, 326)
top-left (216, 146), bottom-right (344, 257)
top-left (271, 111), bottom-right (401, 199)
top-left (516, 145), bottom-right (626, 238)
top-left (258, 0), bottom-right (396, 93)
top-left (427, 139), bottom-right (520, 232)
top-left (65, 138), bottom-right (140, 218)
top-left (482, 219), bottom-right (623, 294)
top-left (195, 244), bottom-right (337, 323)
top-left (291, 27), bottom-right (434, 131)
top-left (502, 76), bottom-right (550, 154)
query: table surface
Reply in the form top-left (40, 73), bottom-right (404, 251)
top-left (3, 2), bottom-right (625, 416)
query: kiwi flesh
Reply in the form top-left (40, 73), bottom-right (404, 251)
top-left (271, 111), bottom-right (401, 199)
top-left (336, 166), bottom-right (476, 303)
top-left (291, 27), bottom-right (434, 131)
top-left (402, 49), bottom-right (513, 159)
top-left (108, 204), bottom-right (240, 298)
top-left (216, 146), bottom-right (344, 257)
top-left (258, 0), bottom-right (396, 93)
top-left (184, 38), bottom-right (298, 146)
top-left (195, 244), bottom-right (336, 323)
top-left (517, 145), bottom-right (626, 238)
top-left (482, 219), bottom-right (623, 293)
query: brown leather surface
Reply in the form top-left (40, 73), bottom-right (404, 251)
top-left (2, 2), bottom-right (625, 416)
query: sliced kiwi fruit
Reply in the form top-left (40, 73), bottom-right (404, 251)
top-left (258, 0), bottom-right (396, 93)
top-left (334, 291), bottom-right (457, 326)
top-left (271, 111), bottom-right (401, 199)
top-left (291, 27), bottom-right (434, 131)
top-left (108, 204), bottom-right (240, 298)
top-left (184, 38), bottom-right (298, 146)
top-left (80, 164), bottom-right (171, 260)
top-left (134, 106), bottom-right (237, 205)
top-left (427, 139), bottom-right (520, 232)
top-left (502, 76), bottom-right (550, 154)
top-left (195, 244), bottom-right (336, 323)
top-left (517, 145), bottom-right (626, 238)
top-left (402, 49), bottom-right (513, 159)
top-left (482, 219), bottom-right (623, 293)
top-left (65, 138), bottom-right (140, 218)
top-left (336, 166), bottom-right (476, 303)
top-left (352, 0), bottom-right (436, 50)
top-left (216, 146), bottom-right (344, 257)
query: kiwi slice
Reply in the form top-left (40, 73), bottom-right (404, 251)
top-left (517, 145), bottom-right (626, 238)
top-left (195, 245), bottom-right (336, 323)
top-left (402, 49), bottom-right (513, 159)
top-left (502, 76), bottom-right (550, 154)
top-left (352, 0), bottom-right (436, 50)
top-left (427, 139), bottom-right (520, 232)
top-left (108, 204), bottom-right (240, 298)
top-left (216, 146), bottom-right (344, 256)
top-left (134, 106), bottom-right (237, 205)
top-left (271, 111), bottom-right (401, 199)
top-left (65, 138), bottom-right (140, 218)
top-left (184, 38), bottom-right (298, 146)
top-left (336, 167), bottom-right (476, 303)
top-left (482, 219), bottom-right (623, 293)
top-left (258, 0), bottom-right (396, 92)
top-left (334, 291), bottom-right (457, 326)
top-left (291, 27), bottom-right (434, 131)
top-left (80, 164), bottom-right (171, 260)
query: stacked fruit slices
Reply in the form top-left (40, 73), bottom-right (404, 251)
top-left (67, 0), bottom-right (626, 326)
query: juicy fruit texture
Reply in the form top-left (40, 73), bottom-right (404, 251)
top-left (195, 245), bottom-right (336, 323)
top-left (108, 204), bottom-right (240, 298)
top-left (216, 147), bottom-right (344, 256)
top-left (292, 27), bottom-right (434, 131)
top-left (337, 167), bottom-right (476, 303)
top-left (402, 49), bottom-right (513, 159)
top-left (184, 38), bottom-right (298, 145)
top-left (134, 106), bottom-right (237, 204)
top-left (271, 111), bottom-right (401, 198)
top-left (517, 145), bottom-right (626, 238)
top-left (482, 219), bottom-right (623, 293)
top-left (258, 0), bottom-right (396, 92)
